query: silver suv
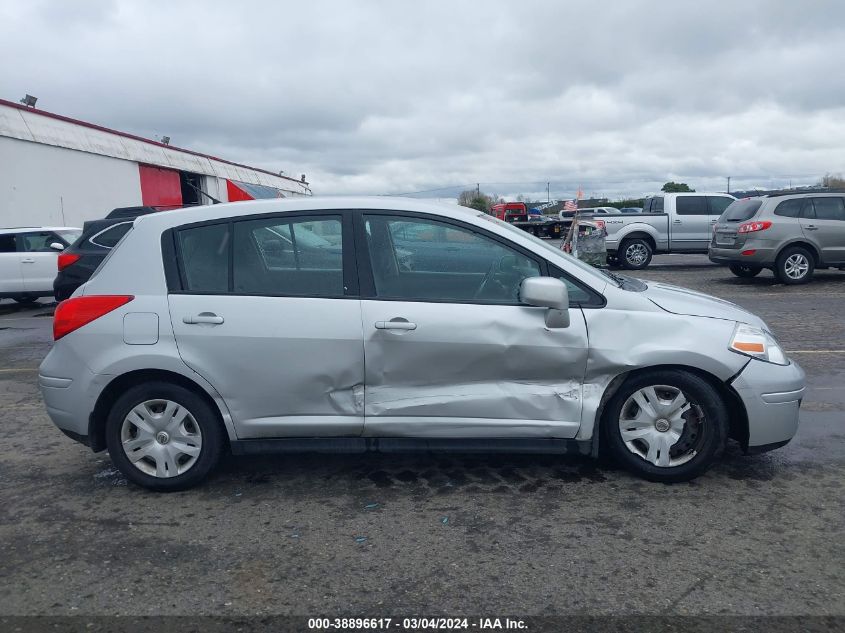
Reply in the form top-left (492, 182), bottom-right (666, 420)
top-left (710, 193), bottom-right (845, 284)
top-left (39, 197), bottom-right (804, 490)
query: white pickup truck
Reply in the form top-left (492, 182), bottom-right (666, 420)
top-left (597, 192), bottom-right (736, 269)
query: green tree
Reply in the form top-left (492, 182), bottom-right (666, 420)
top-left (458, 189), bottom-right (496, 213)
top-left (661, 181), bottom-right (694, 193)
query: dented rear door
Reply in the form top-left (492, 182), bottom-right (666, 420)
top-left (168, 212), bottom-right (364, 439)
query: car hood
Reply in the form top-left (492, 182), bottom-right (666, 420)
top-left (642, 281), bottom-right (768, 329)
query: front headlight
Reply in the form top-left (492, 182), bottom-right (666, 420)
top-left (729, 323), bottom-right (789, 365)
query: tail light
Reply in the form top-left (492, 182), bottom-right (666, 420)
top-left (737, 220), bottom-right (772, 234)
top-left (53, 295), bottom-right (134, 340)
top-left (57, 253), bottom-right (81, 271)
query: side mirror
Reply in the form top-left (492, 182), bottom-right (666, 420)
top-left (49, 242), bottom-right (65, 251)
top-left (519, 277), bottom-right (570, 328)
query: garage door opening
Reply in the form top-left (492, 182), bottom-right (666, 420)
top-left (180, 172), bottom-right (204, 207)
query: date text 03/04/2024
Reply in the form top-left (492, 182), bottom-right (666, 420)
top-left (307, 617), bottom-right (528, 630)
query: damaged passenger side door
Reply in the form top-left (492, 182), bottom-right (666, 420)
top-left (358, 211), bottom-right (589, 438)
top-left (168, 211), bottom-right (365, 439)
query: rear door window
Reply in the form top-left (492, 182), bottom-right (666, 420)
top-left (233, 216), bottom-right (344, 297)
top-left (675, 196), bottom-right (708, 215)
top-left (0, 234), bottom-right (16, 253)
top-left (811, 197), bottom-right (845, 221)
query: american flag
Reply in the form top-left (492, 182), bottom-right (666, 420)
top-left (563, 199), bottom-right (577, 212)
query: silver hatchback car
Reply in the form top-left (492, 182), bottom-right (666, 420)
top-left (40, 197), bottom-right (805, 490)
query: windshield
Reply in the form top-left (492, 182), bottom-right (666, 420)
top-left (721, 199), bottom-right (762, 222)
top-left (477, 213), bottom-right (612, 286)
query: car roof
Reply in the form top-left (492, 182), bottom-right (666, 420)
top-left (765, 190), bottom-right (845, 199)
top-left (135, 197), bottom-right (479, 231)
top-left (0, 226), bottom-right (81, 235)
top-left (652, 192), bottom-right (734, 197)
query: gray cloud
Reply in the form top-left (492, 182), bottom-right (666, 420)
top-left (2, 0), bottom-right (844, 199)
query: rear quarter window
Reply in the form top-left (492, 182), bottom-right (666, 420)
top-left (773, 199), bottom-right (803, 219)
top-left (90, 222), bottom-right (133, 248)
top-left (675, 196), bottom-right (708, 216)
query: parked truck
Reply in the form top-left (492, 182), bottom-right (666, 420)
top-left (598, 192), bottom-right (736, 269)
top-left (490, 202), bottom-right (567, 239)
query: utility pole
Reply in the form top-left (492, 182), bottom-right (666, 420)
top-left (726, 176), bottom-right (731, 194)
top-left (547, 182), bottom-right (550, 202)
top-left (476, 183), bottom-right (480, 197)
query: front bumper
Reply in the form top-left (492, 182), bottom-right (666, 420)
top-left (731, 357), bottom-right (805, 450)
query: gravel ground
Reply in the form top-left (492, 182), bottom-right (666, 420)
top-left (0, 255), bottom-right (843, 618)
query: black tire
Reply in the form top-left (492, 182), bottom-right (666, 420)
top-left (13, 296), bottom-right (38, 304)
top-left (728, 263), bottom-right (762, 278)
top-left (775, 246), bottom-right (815, 285)
top-left (602, 370), bottom-right (728, 483)
top-left (619, 238), bottom-right (653, 270)
top-left (105, 381), bottom-right (225, 491)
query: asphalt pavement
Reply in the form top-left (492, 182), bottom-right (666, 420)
top-left (0, 255), bottom-right (843, 618)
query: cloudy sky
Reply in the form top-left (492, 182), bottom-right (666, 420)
top-left (1, 0), bottom-right (844, 200)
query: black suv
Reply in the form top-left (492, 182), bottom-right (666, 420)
top-left (54, 207), bottom-right (160, 301)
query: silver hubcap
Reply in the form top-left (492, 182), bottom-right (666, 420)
top-left (120, 399), bottom-right (202, 478)
top-left (625, 243), bottom-right (648, 266)
top-left (784, 254), bottom-right (809, 279)
top-left (619, 385), bottom-right (703, 468)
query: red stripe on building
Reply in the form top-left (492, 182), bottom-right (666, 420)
top-left (139, 165), bottom-right (182, 209)
top-left (226, 179), bottom-right (254, 202)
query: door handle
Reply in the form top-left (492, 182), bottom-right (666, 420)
top-left (183, 313), bottom-right (224, 325)
top-left (673, 219), bottom-right (682, 224)
top-left (804, 225), bottom-right (818, 230)
top-left (375, 319), bottom-right (417, 331)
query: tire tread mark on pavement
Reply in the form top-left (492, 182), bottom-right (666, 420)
top-left (663, 572), bottom-right (713, 613)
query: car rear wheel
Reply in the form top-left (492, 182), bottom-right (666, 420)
top-left (619, 238), bottom-right (653, 270)
top-left (105, 382), bottom-right (225, 491)
top-left (729, 263), bottom-right (762, 278)
top-left (775, 246), bottom-right (814, 284)
top-left (602, 370), bottom-right (728, 482)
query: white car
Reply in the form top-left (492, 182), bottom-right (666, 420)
top-left (0, 227), bottom-right (82, 303)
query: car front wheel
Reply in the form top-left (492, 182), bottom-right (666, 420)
top-left (603, 370), bottom-right (728, 482)
top-left (105, 382), bottom-right (225, 491)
